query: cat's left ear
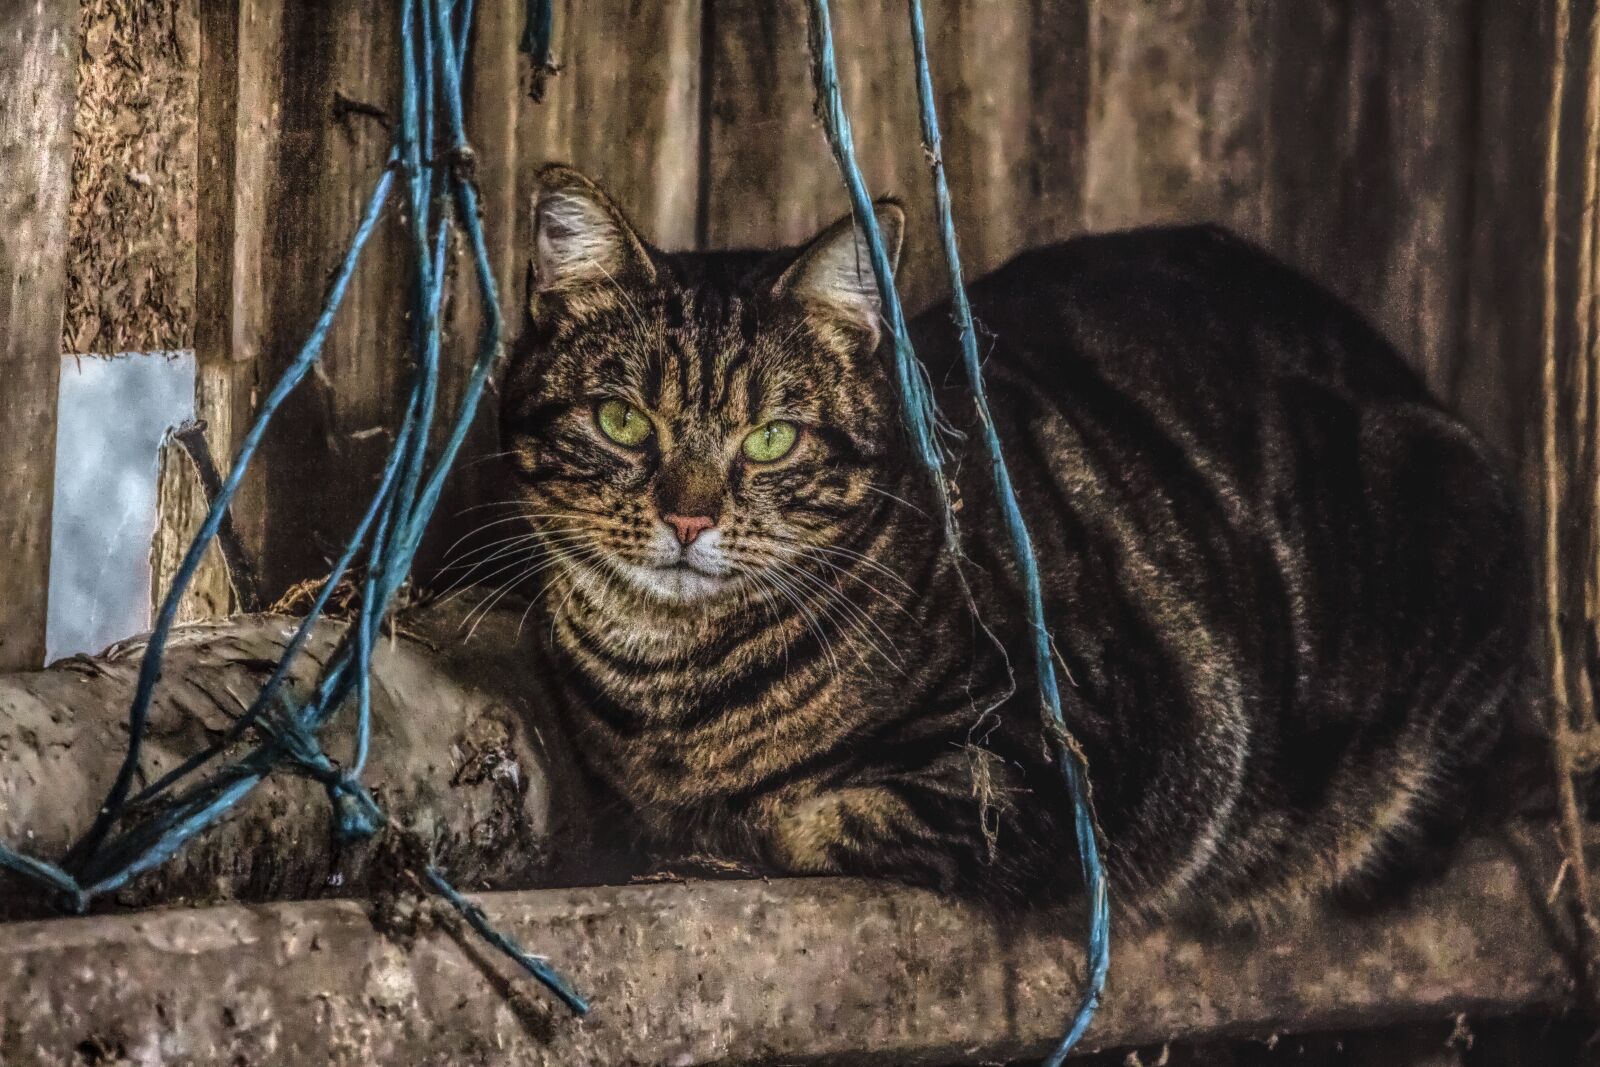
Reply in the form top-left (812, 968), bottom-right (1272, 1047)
top-left (531, 164), bottom-right (656, 299)
top-left (775, 200), bottom-right (905, 345)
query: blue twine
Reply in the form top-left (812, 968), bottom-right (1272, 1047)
top-left (809, 1), bottom-right (1111, 1059)
top-left (804, 0), bottom-right (956, 543)
top-left (904, 10), bottom-right (1110, 1060)
top-left (0, 0), bottom-right (584, 1016)
top-left (425, 866), bottom-right (591, 1016)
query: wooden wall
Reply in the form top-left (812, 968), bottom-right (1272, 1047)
top-left (1, 0), bottom-right (77, 669)
top-left (4, 0), bottom-right (1572, 625)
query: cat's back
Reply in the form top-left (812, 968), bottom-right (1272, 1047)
top-left (913, 223), bottom-right (1531, 915)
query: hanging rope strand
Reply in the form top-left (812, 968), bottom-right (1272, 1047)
top-left (1540, 0), bottom-right (1600, 1003)
top-left (1573, 0), bottom-right (1600, 731)
top-left (902, 4), bottom-right (1108, 1062)
top-left (804, 0), bottom-right (957, 546)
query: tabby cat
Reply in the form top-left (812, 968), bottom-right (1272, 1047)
top-left (499, 165), bottom-right (1531, 918)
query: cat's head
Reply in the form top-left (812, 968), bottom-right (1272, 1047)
top-left (500, 165), bottom-right (907, 610)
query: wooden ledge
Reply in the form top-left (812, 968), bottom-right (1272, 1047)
top-left (0, 827), bottom-right (1580, 1066)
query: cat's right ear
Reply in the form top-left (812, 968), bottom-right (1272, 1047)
top-left (774, 200), bottom-right (905, 347)
top-left (530, 165), bottom-right (655, 305)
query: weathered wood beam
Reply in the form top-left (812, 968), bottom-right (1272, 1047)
top-left (0, 825), bottom-right (1580, 1066)
top-left (0, 600), bottom-right (590, 915)
top-left (0, 0), bottom-right (77, 670)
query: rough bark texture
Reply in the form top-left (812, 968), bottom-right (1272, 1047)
top-left (0, 0), bottom-right (76, 671)
top-left (0, 600), bottom-right (588, 916)
top-left (0, 825), bottom-right (1580, 1066)
top-left (63, 0), bottom-right (199, 355)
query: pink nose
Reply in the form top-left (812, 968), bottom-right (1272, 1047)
top-left (662, 513), bottom-right (715, 546)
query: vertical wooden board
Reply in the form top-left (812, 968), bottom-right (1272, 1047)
top-left (148, 368), bottom-right (238, 624)
top-left (64, 0), bottom-right (199, 355)
top-left (193, 0), bottom-right (408, 601)
top-left (523, 0), bottom-right (703, 253)
top-left (0, 0), bottom-right (77, 668)
top-left (1081, 0), bottom-right (1270, 235)
top-left (704, 0), bottom-right (886, 259)
top-left (705, 0), bottom-right (1090, 313)
top-left (923, 1), bottom-right (1090, 299)
top-left (190, 0), bottom-right (287, 586)
top-left (1259, 0), bottom-right (1474, 400)
top-left (703, 0), bottom-right (936, 309)
top-left (1457, 0), bottom-right (1557, 472)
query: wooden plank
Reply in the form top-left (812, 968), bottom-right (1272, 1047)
top-left (186, 0), bottom-right (407, 600)
top-left (0, 826), bottom-right (1580, 1065)
top-left (0, 0), bottom-right (77, 669)
top-left (1458, 0), bottom-right (1560, 474)
top-left (1080, 0), bottom-right (1475, 400)
top-left (148, 415), bottom-right (240, 624)
top-left (1081, 0), bottom-right (1269, 235)
top-left (1258, 0), bottom-right (1475, 404)
top-left (704, 1), bottom-right (1088, 314)
top-left (190, 0), bottom-right (284, 597)
top-left (63, 0), bottom-right (199, 355)
top-left (519, 0), bottom-right (703, 257)
top-left (239, 0), bottom-right (408, 601)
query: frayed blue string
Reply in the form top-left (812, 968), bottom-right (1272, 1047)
top-left (0, 0), bottom-right (583, 1017)
top-left (425, 866), bottom-right (591, 1016)
top-left (804, 0), bottom-right (956, 546)
top-left (904, 9), bottom-right (1109, 1059)
top-left (808, 1), bottom-right (1112, 1059)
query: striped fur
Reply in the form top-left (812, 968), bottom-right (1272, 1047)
top-left (499, 167), bottom-right (1532, 918)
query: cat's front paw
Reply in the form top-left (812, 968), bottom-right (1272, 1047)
top-left (767, 791), bottom-right (860, 875)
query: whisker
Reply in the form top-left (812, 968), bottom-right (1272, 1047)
top-left (464, 544), bottom-right (594, 641)
top-left (745, 537), bottom-right (914, 593)
top-left (518, 542), bottom-right (605, 638)
top-left (864, 482), bottom-right (930, 519)
top-left (793, 549), bottom-right (912, 615)
top-left (439, 513), bottom-right (546, 557)
top-left (739, 571), bottom-right (795, 681)
top-left (440, 526), bottom-right (593, 571)
top-left (771, 559), bottom-right (902, 673)
top-left (762, 566), bottom-right (841, 679)
top-left (435, 524), bottom-right (598, 585)
top-left (438, 535), bottom-right (596, 605)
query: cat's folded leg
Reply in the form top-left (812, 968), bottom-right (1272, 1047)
top-left (756, 752), bottom-right (1037, 897)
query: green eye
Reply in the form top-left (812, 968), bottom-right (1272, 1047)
top-left (596, 399), bottom-right (652, 448)
top-left (742, 420), bottom-right (799, 463)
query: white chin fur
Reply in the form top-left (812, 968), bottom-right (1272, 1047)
top-left (614, 561), bottom-right (731, 603)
